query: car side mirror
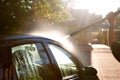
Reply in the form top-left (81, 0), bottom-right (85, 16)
top-left (111, 42), bottom-right (120, 62)
top-left (84, 66), bottom-right (97, 76)
top-left (83, 66), bottom-right (99, 80)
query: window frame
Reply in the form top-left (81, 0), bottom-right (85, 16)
top-left (0, 38), bottom-right (84, 80)
top-left (7, 39), bottom-right (60, 80)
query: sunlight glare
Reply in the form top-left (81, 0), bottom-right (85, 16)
top-left (73, 0), bottom-right (120, 16)
top-left (49, 45), bottom-right (74, 64)
top-left (30, 31), bottom-right (65, 41)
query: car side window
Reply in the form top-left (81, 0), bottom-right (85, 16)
top-left (12, 43), bottom-right (54, 80)
top-left (48, 44), bottom-right (79, 79)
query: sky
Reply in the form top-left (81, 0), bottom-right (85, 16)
top-left (73, 0), bottom-right (120, 17)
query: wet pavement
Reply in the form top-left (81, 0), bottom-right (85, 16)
top-left (91, 44), bottom-right (120, 80)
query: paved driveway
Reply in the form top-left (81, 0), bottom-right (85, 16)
top-left (91, 44), bottom-right (120, 80)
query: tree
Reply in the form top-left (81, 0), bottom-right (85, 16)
top-left (0, 0), bottom-right (73, 33)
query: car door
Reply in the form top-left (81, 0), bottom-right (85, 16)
top-left (48, 43), bottom-right (83, 80)
top-left (8, 39), bottom-right (58, 80)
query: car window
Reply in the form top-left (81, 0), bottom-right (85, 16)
top-left (48, 44), bottom-right (79, 79)
top-left (11, 43), bottom-right (54, 80)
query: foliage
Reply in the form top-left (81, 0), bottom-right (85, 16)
top-left (33, 0), bottom-right (73, 22)
top-left (0, 0), bottom-right (73, 32)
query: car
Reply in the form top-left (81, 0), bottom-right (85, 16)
top-left (0, 34), bottom-right (99, 80)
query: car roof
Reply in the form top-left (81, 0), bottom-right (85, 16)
top-left (1, 35), bottom-right (51, 40)
top-left (0, 33), bottom-right (56, 44)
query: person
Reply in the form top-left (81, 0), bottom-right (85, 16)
top-left (106, 10), bottom-right (120, 62)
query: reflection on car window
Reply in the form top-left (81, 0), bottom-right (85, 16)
top-left (12, 43), bottom-right (53, 80)
top-left (48, 44), bottom-right (78, 78)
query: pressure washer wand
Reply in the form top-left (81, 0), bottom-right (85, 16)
top-left (65, 9), bottom-right (120, 39)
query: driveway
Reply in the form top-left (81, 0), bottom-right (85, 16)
top-left (91, 44), bottom-right (120, 80)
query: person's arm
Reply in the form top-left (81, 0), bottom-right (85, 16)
top-left (106, 12), bottom-right (116, 45)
